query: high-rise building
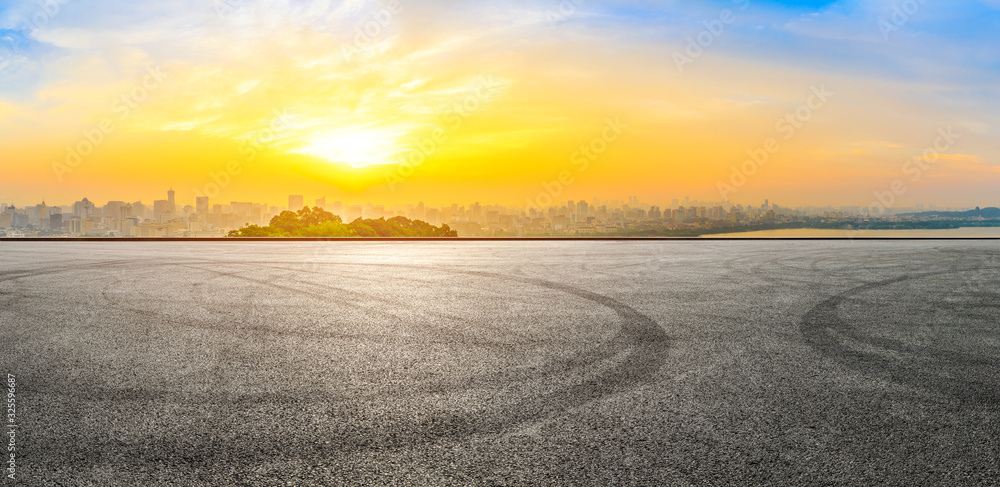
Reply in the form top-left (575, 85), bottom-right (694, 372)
top-left (196, 197), bottom-right (209, 216)
top-left (576, 200), bottom-right (589, 219)
top-left (346, 205), bottom-right (363, 222)
top-left (425, 208), bottom-right (439, 225)
top-left (471, 202), bottom-right (482, 222)
top-left (289, 195), bottom-right (304, 211)
top-left (131, 201), bottom-right (147, 220)
top-left (118, 217), bottom-right (137, 236)
top-left (167, 188), bottom-right (176, 213)
top-left (232, 202), bottom-right (253, 216)
top-left (73, 198), bottom-right (95, 219)
top-left (153, 200), bottom-right (170, 222)
top-left (0, 206), bottom-right (14, 228)
top-left (105, 201), bottom-right (127, 220)
top-left (315, 197), bottom-right (326, 209)
top-left (28, 202), bottom-right (49, 228)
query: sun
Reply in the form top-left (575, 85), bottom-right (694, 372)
top-left (295, 128), bottom-right (404, 168)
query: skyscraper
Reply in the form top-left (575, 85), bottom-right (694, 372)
top-left (196, 197), bottom-right (209, 216)
top-left (167, 188), bottom-right (176, 213)
top-left (153, 200), bottom-right (169, 222)
top-left (73, 198), bottom-right (95, 219)
top-left (105, 201), bottom-right (127, 220)
top-left (289, 195), bottom-right (304, 211)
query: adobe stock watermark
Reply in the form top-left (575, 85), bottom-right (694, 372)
top-left (384, 76), bottom-right (503, 191)
top-left (52, 65), bottom-right (167, 182)
top-left (213, 0), bottom-right (244, 19)
top-left (718, 84), bottom-right (834, 200)
top-left (525, 117), bottom-right (627, 210)
top-left (6, 373), bottom-right (16, 481)
top-left (878, 0), bottom-right (928, 41)
top-left (673, 0), bottom-right (750, 73)
top-left (193, 108), bottom-right (291, 200)
top-left (342, 1), bottom-right (403, 60)
top-left (547, 0), bottom-right (583, 27)
top-left (865, 127), bottom-right (960, 217)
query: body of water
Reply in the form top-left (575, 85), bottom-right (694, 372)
top-left (708, 227), bottom-right (1000, 238)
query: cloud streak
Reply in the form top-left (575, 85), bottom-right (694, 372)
top-left (0, 0), bottom-right (998, 207)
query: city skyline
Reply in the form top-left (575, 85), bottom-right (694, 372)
top-left (2, 1), bottom-right (1000, 208)
top-left (2, 188), bottom-right (989, 216)
top-left (3, 186), bottom-right (995, 238)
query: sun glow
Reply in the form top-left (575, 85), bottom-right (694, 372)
top-left (295, 128), bottom-right (405, 168)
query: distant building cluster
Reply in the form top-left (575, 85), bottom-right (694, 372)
top-left (0, 190), bottom-right (982, 238)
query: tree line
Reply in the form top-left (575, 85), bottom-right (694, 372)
top-left (227, 207), bottom-right (459, 237)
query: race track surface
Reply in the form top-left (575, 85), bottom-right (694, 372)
top-left (1, 241), bottom-right (998, 485)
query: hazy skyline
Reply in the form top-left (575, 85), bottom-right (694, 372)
top-left (2, 186), bottom-right (977, 213)
top-left (2, 0), bottom-right (999, 208)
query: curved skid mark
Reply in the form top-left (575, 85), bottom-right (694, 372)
top-left (14, 258), bottom-right (672, 470)
top-left (128, 268), bottom-right (671, 467)
top-left (800, 269), bottom-right (1000, 404)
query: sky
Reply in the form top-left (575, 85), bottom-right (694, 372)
top-left (1, 0), bottom-right (998, 208)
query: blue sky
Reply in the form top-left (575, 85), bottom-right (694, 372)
top-left (0, 0), bottom-right (998, 207)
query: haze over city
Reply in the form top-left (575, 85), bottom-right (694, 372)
top-left (3, 187), bottom-right (996, 237)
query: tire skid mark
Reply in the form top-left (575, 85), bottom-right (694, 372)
top-left (0, 259), bottom-right (134, 283)
top-left (800, 269), bottom-right (1000, 404)
top-left (17, 259), bottom-right (671, 469)
top-left (123, 266), bottom-right (671, 468)
top-left (188, 262), bottom-right (669, 402)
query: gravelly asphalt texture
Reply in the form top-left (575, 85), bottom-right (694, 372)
top-left (1, 241), bottom-right (999, 486)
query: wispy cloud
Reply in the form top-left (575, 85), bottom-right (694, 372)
top-left (1, 0), bottom-right (998, 206)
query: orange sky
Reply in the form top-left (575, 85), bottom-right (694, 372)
top-left (1, 0), bottom-right (998, 208)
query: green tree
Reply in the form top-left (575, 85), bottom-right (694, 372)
top-left (302, 221), bottom-right (354, 237)
top-left (269, 211), bottom-right (301, 235)
top-left (227, 225), bottom-right (277, 237)
top-left (297, 206), bottom-right (341, 227)
top-left (227, 212), bottom-right (458, 238)
top-left (348, 219), bottom-right (379, 237)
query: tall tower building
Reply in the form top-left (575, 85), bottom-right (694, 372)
top-left (153, 200), bottom-right (169, 222)
top-left (196, 197), bottom-right (209, 216)
top-left (289, 195), bottom-right (304, 211)
top-left (74, 198), bottom-right (95, 219)
top-left (167, 188), bottom-right (176, 213)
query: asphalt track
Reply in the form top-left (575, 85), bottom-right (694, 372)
top-left (1, 241), bottom-right (998, 485)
